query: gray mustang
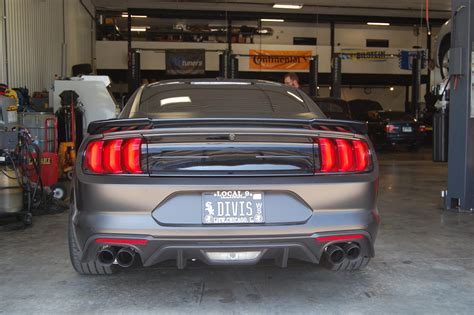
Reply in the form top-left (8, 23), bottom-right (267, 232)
top-left (69, 79), bottom-right (380, 275)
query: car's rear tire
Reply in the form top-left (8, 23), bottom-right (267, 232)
top-left (323, 255), bottom-right (370, 271)
top-left (68, 218), bottom-right (118, 275)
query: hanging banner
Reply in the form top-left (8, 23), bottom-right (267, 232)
top-left (249, 49), bottom-right (311, 70)
top-left (166, 49), bottom-right (205, 75)
top-left (338, 49), bottom-right (388, 62)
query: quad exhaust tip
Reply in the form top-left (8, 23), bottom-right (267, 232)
top-left (97, 247), bottom-right (116, 266)
top-left (116, 248), bottom-right (136, 268)
top-left (97, 247), bottom-right (136, 268)
top-left (342, 243), bottom-right (361, 260)
top-left (325, 243), bottom-right (361, 265)
top-left (325, 245), bottom-right (345, 264)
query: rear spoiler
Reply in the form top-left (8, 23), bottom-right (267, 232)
top-left (88, 117), bottom-right (367, 135)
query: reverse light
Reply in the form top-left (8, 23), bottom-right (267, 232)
top-left (205, 251), bottom-right (261, 262)
top-left (84, 138), bottom-right (143, 174)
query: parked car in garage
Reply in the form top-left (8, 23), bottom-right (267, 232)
top-left (348, 99), bottom-right (424, 150)
top-left (69, 79), bottom-right (380, 275)
top-left (366, 111), bottom-right (425, 150)
top-left (311, 97), bottom-right (352, 120)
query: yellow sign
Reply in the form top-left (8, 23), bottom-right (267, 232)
top-left (249, 49), bottom-right (311, 70)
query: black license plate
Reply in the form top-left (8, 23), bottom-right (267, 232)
top-left (202, 191), bottom-right (265, 224)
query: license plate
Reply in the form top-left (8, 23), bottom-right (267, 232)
top-left (402, 126), bottom-right (413, 132)
top-left (202, 191), bottom-right (265, 224)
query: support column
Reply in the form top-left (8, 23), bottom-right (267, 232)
top-left (330, 55), bottom-right (341, 98)
top-left (309, 56), bottom-right (318, 98)
top-left (445, 0), bottom-right (474, 212)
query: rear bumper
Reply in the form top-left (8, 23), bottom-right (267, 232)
top-left (77, 231), bottom-right (375, 268)
top-left (71, 173), bottom-right (379, 268)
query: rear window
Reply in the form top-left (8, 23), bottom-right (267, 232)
top-left (348, 100), bottom-right (383, 121)
top-left (138, 83), bottom-right (311, 115)
top-left (378, 111), bottom-right (413, 121)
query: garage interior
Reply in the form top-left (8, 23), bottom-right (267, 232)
top-left (1, 0), bottom-right (473, 313)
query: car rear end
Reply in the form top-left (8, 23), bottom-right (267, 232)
top-left (69, 80), bottom-right (380, 274)
top-left (379, 112), bottom-right (424, 147)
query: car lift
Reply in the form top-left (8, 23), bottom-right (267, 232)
top-left (444, 0), bottom-right (474, 212)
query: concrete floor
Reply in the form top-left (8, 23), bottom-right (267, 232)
top-left (1, 150), bottom-right (473, 314)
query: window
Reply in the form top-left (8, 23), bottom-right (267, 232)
top-left (366, 39), bottom-right (389, 48)
top-left (138, 83), bottom-right (312, 117)
top-left (293, 37), bottom-right (317, 45)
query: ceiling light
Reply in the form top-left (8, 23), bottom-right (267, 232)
top-left (273, 4), bottom-right (303, 9)
top-left (122, 13), bottom-right (147, 18)
top-left (130, 27), bottom-right (148, 32)
top-left (367, 22), bottom-right (390, 26)
top-left (260, 18), bottom-right (285, 22)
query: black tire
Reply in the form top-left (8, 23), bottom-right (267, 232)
top-left (68, 218), bottom-right (118, 275)
top-left (323, 256), bottom-right (370, 272)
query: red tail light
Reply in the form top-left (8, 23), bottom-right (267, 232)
top-left (84, 138), bottom-right (143, 174)
top-left (418, 125), bottom-right (427, 132)
top-left (103, 139), bottom-right (123, 173)
top-left (319, 138), bottom-right (336, 172)
top-left (385, 124), bottom-right (399, 133)
top-left (335, 139), bottom-right (354, 172)
top-left (85, 141), bottom-right (104, 173)
top-left (122, 138), bottom-right (143, 174)
top-left (317, 138), bottom-right (371, 173)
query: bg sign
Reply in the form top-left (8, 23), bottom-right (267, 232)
top-left (249, 49), bottom-right (311, 70)
top-left (166, 49), bottom-right (205, 75)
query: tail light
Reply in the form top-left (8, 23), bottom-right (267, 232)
top-left (385, 124), bottom-right (399, 133)
top-left (419, 125), bottom-right (427, 132)
top-left (316, 138), bottom-right (371, 173)
top-left (84, 138), bottom-right (143, 174)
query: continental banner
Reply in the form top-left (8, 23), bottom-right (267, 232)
top-left (166, 49), bottom-right (205, 75)
top-left (249, 49), bottom-right (311, 70)
top-left (338, 49), bottom-right (388, 62)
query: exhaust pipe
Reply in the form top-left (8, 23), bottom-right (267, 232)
top-left (97, 247), bottom-right (116, 266)
top-left (116, 248), bottom-right (136, 268)
top-left (342, 243), bottom-right (361, 260)
top-left (325, 245), bottom-right (345, 264)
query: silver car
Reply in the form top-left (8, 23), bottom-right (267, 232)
top-left (69, 79), bottom-right (380, 275)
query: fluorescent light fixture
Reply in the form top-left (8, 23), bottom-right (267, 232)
top-left (260, 18), bottom-right (285, 22)
top-left (367, 22), bottom-right (390, 26)
top-left (130, 27), bottom-right (149, 32)
top-left (272, 4), bottom-right (303, 9)
top-left (122, 13), bottom-right (147, 18)
top-left (160, 96), bottom-right (191, 106)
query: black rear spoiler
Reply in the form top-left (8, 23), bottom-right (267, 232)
top-left (88, 118), bottom-right (367, 135)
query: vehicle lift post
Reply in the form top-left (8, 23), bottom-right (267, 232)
top-left (309, 56), bottom-right (319, 98)
top-left (444, 0), bottom-right (474, 212)
top-left (331, 55), bottom-right (342, 98)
